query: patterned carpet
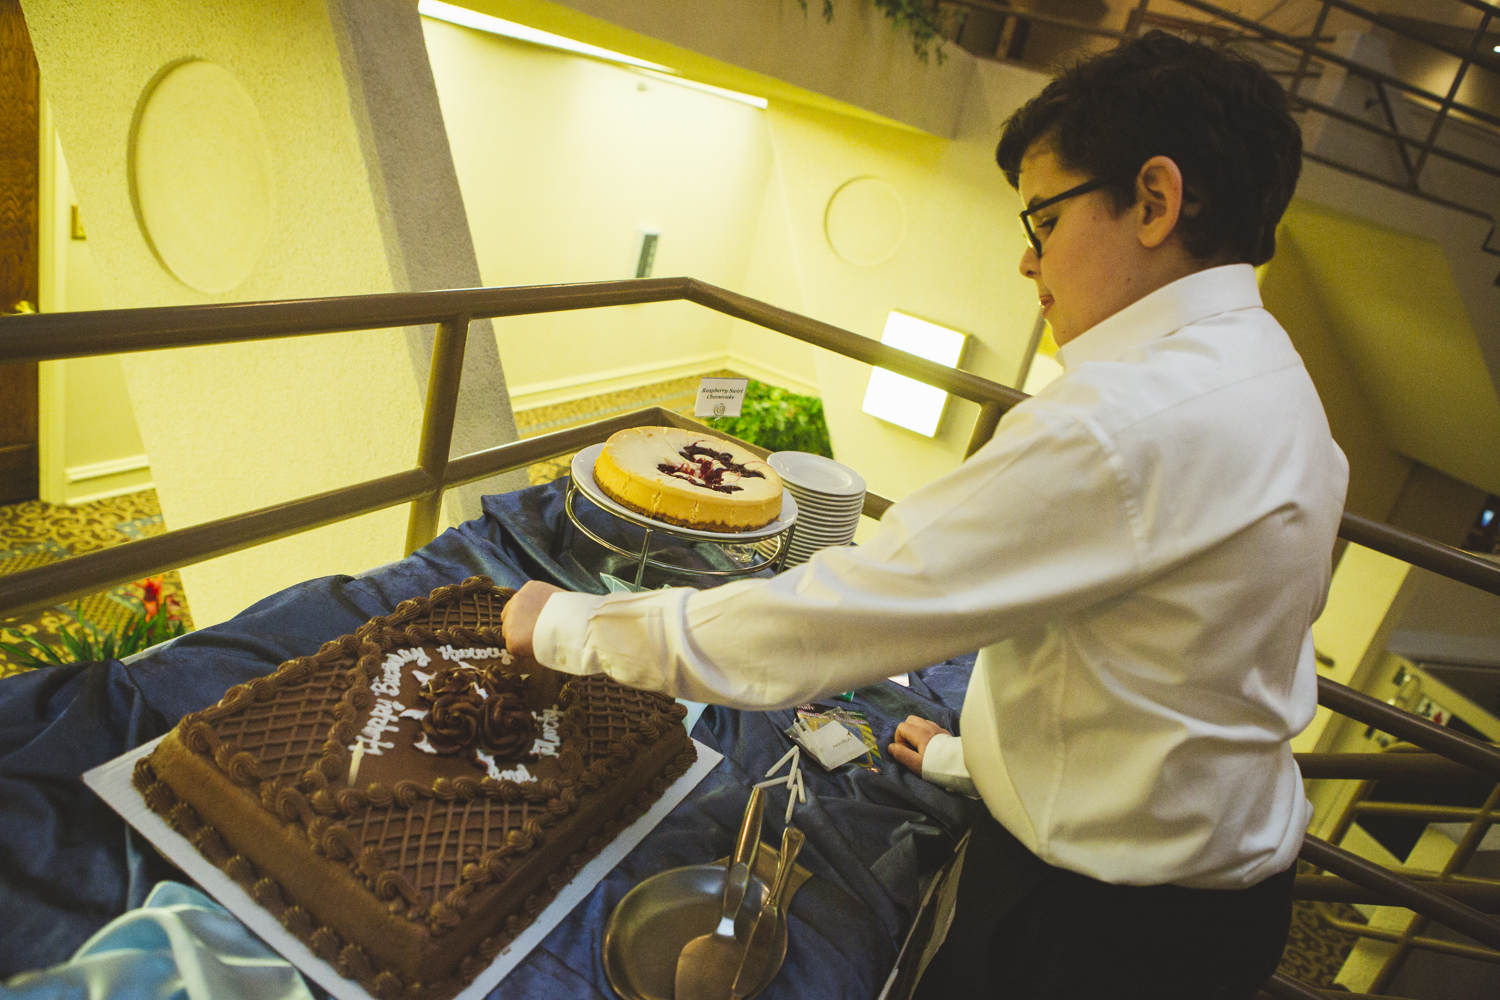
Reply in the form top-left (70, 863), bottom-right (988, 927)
top-left (0, 489), bottom-right (193, 678)
top-left (514, 369), bottom-right (742, 484)
top-left (1277, 871), bottom-right (1365, 988)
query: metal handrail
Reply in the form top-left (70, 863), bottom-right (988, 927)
top-left (1168, 0), bottom-right (1500, 132)
top-left (3, 277), bottom-right (1495, 613)
top-left (0, 277), bottom-right (1021, 407)
top-left (1300, 835), bottom-right (1500, 950)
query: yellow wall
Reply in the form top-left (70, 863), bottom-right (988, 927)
top-left (1278, 201), bottom-right (1500, 498)
top-left (465, 0), bottom-right (974, 137)
top-left (24, 0), bottom-right (424, 628)
top-left (1261, 226), bottom-right (1413, 524)
top-left (743, 61), bottom-right (1046, 502)
top-left (423, 17), bottom-right (769, 406)
top-left (37, 126), bottom-right (152, 505)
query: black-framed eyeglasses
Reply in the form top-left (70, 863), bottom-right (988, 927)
top-left (1019, 175), bottom-right (1119, 256)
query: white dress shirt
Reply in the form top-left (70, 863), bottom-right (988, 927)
top-left (535, 264), bottom-right (1349, 889)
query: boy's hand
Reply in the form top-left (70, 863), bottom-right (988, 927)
top-left (501, 581), bottom-right (566, 659)
top-left (888, 715), bottom-right (951, 777)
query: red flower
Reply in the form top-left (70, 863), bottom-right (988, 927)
top-left (139, 579), bottom-right (163, 618)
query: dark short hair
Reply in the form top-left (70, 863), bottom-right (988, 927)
top-left (995, 31), bottom-right (1301, 266)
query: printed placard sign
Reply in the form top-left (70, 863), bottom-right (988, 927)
top-left (695, 377), bottom-right (749, 418)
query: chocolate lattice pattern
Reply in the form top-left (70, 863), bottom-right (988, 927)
top-left (417, 590), bottom-right (508, 633)
top-left (212, 671), bottom-right (347, 781)
top-left (357, 795), bottom-right (534, 904)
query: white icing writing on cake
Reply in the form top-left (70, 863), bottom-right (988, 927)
top-left (353, 697), bottom-right (404, 756)
top-left (375, 647), bottom-right (430, 697)
top-left (356, 648), bottom-right (431, 755)
top-left (532, 708), bottom-right (561, 757)
top-left (438, 645), bottom-right (509, 664)
top-left (474, 749), bottom-right (533, 783)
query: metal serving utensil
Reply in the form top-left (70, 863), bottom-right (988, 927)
top-left (730, 824), bottom-right (805, 998)
top-left (674, 787), bottom-right (765, 1000)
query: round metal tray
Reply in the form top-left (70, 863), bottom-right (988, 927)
top-left (566, 444), bottom-right (799, 586)
top-left (571, 444), bottom-right (798, 542)
top-left (602, 863), bottom-right (784, 1000)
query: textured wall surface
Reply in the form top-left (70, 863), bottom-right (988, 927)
top-left (425, 17), bottom-right (769, 400)
top-left (735, 57), bottom-right (1050, 505)
top-left (20, 0), bottom-right (505, 626)
top-left (428, 13), bottom-right (1049, 507)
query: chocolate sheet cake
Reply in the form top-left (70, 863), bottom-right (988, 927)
top-left (132, 577), bottom-right (695, 999)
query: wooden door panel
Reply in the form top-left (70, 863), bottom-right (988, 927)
top-left (0, 0), bottom-right (39, 503)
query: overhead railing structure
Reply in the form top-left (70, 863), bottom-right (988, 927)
top-left (4, 277), bottom-right (1500, 1000)
top-left (947, 0), bottom-right (1500, 265)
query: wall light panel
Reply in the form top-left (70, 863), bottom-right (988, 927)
top-left (861, 311), bottom-right (966, 437)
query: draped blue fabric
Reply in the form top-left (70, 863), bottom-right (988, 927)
top-left (0, 480), bottom-right (979, 998)
top-left (3, 882), bottom-right (313, 1000)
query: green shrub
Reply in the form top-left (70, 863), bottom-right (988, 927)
top-left (708, 380), bottom-right (834, 458)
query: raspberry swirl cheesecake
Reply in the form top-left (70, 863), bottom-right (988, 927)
top-left (592, 427), bottom-right (784, 532)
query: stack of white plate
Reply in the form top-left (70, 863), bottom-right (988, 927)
top-left (768, 452), bottom-right (867, 567)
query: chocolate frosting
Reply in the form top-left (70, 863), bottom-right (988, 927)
top-left (422, 693), bottom-right (482, 754)
top-left (480, 693), bottom-right (537, 759)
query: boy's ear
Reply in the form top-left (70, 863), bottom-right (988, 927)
top-left (1135, 155), bottom-right (1185, 250)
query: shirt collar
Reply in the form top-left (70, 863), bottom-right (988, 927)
top-left (1056, 264), bottom-right (1262, 370)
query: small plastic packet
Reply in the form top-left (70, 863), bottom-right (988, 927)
top-left (784, 704), bottom-right (882, 772)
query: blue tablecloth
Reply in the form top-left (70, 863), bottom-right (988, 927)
top-left (0, 479), bottom-right (980, 998)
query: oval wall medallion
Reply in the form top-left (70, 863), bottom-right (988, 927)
top-left (130, 59), bottom-right (273, 294)
top-left (824, 176), bottom-right (907, 267)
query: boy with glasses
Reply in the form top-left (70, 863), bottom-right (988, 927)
top-left (505, 30), bottom-right (1346, 999)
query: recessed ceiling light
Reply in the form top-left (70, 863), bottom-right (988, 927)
top-left (418, 0), bottom-right (674, 73)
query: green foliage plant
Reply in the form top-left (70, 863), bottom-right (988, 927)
top-left (0, 579), bottom-right (187, 668)
top-left (799, 0), bottom-right (956, 63)
top-left (708, 380), bottom-right (835, 458)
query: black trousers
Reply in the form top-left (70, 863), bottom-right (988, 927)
top-left (912, 812), bottom-right (1295, 1000)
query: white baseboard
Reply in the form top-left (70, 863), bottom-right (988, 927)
top-left (723, 353), bottom-right (820, 397)
top-left (508, 353), bottom-right (728, 411)
top-left (509, 354), bottom-right (821, 414)
top-left (65, 454), bottom-right (152, 483)
top-left (61, 454), bottom-right (154, 506)
top-left (66, 479), bottom-right (157, 506)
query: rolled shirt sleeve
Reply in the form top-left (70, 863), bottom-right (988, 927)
top-left (919, 732), bottom-right (976, 796)
top-left (530, 398), bottom-right (1140, 710)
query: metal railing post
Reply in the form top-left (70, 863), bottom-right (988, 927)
top-left (404, 313), bottom-right (470, 555)
top-left (1169, 0), bottom-right (1500, 132)
top-left (1367, 781), bottom-right (1500, 991)
top-left (1288, 0), bottom-right (1332, 104)
top-left (1408, 8), bottom-right (1492, 185)
top-left (1300, 834), bottom-right (1500, 950)
top-left (965, 400), bottom-right (1005, 458)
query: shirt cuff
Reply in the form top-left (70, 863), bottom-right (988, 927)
top-left (532, 590), bottom-right (607, 674)
top-left (921, 732), bottom-right (978, 797)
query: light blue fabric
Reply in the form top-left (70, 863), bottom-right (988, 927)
top-left (2, 882), bottom-right (312, 1000)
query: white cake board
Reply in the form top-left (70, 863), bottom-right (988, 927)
top-left (85, 736), bottom-right (723, 1000)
